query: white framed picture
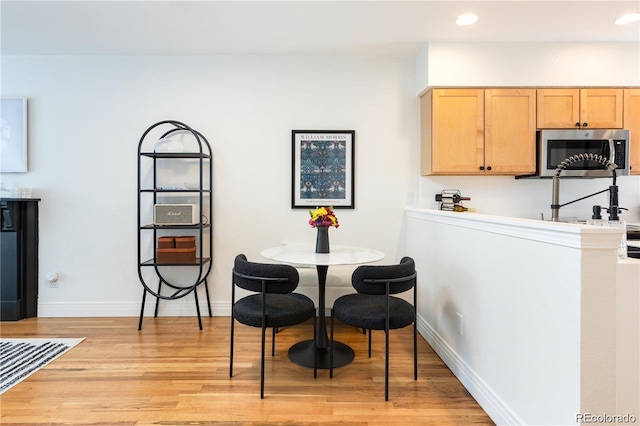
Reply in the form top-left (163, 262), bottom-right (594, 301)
top-left (0, 97), bottom-right (28, 173)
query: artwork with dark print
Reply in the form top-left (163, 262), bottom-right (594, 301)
top-left (299, 139), bottom-right (346, 200)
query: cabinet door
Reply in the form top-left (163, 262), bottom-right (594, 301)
top-left (537, 88), bottom-right (623, 129)
top-left (537, 88), bottom-right (580, 128)
top-left (624, 88), bottom-right (640, 175)
top-left (424, 89), bottom-right (484, 174)
top-left (485, 89), bottom-right (537, 174)
top-left (580, 88), bottom-right (623, 128)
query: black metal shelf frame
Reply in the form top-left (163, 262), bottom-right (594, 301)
top-left (139, 223), bottom-right (212, 230)
top-left (137, 120), bottom-right (213, 330)
top-left (140, 258), bottom-right (212, 267)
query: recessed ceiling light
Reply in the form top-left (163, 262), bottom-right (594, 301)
top-left (615, 13), bottom-right (640, 25)
top-left (456, 14), bottom-right (478, 26)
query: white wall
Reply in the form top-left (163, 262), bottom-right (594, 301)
top-left (420, 42), bottom-right (640, 90)
top-left (416, 41), bottom-right (640, 223)
top-left (0, 55), bottom-right (419, 316)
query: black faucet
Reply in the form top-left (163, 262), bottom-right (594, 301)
top-left (551, 153), bottom-right (624, 222)
top-left (605, 186), bottom-right (628, 221)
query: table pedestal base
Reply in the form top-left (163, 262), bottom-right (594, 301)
top-left (288, 339), bottom-right (354, 369)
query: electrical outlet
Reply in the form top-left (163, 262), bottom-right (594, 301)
top-left (456, 312), bottom-right (463, 336)
top-left (46, 271), bottom-right (58, 288)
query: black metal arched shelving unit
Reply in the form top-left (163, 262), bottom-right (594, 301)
top-left (137, 120), bottom-right (213, 330)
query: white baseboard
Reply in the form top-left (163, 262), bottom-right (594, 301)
top-left (415, 314), bottom-right (522, 426)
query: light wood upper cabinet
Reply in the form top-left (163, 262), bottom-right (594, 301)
top-left (624, 88), bottom-right (640, 175)
top-left (421, 88), bottom-right (536, 175)
top-left (485, 89), bottom-right (536, 175)
top-left (421, 88), bottom-right (484, 175)
top-left (537, 88), bottom-right (623, 129)
top-left (581, 89), bottom-right (624, 128)
top-left (536, 89), bottom-right (580, 128)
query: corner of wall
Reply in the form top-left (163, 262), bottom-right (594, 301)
top-left (415, 43), bottom-right (429, 96)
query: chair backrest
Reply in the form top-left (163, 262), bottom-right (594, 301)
top-left (351, 256), bottom-right (416, 295)
top-left (233, 254), bottom-right (299, 294)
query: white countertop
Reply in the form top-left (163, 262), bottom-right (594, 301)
top-left (405, 208), bottom-right (639, 263)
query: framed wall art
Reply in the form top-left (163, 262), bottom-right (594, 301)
top-left (291, 130), bottom-right (355, 209)
top-left (0, 97), bottom-right (28, 173)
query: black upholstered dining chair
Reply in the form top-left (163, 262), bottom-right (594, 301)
top-left (330, 256), bottom-right (417, 401)
top-left (229, 254), bottom-right (317, 398)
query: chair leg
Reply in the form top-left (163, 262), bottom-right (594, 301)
top-left (368, 329), bottom-right (372, 358)
top-left (261, 324), bottom-right (266, 399)
top-left (414, 286), bottom-right (418, 380)
top-left (385, 329), bottom-right (389, 401)
top-left (229, 316), bottom-right (235, 377)
top-left (413, 322), bottom-right (418, 380)
top-left (329, 309), bottom-right (334, 379)
top-left (272, 327), bottom-right (276, 357)
top-left (385, 283), bottom-right (390, 401)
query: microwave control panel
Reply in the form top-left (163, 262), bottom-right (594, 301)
top-left (613, 140), bottom-right (627, 168)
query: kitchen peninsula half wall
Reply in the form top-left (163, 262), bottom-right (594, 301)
top-left (405, 208), bottom-right (638, 425)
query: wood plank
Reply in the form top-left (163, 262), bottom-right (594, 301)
top-left (0, 317), bottom-right (494, 425)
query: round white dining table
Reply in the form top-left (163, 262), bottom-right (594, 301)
top-left (261, 243), bottom-right (384, 369)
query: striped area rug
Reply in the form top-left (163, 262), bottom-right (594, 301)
top-left (0, 338), bottom-right (84, 394)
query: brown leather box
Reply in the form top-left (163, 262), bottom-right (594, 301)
top-left (174, 236), bottom-right (196, 248)
top-left (157, 236), bottom-right (176, 248)
top-left (156, 247), bottom-right (196, 264)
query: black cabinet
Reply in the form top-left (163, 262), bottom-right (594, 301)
top-left (0, 198), bottom-right (40, 321)
top-left (137, 121), bottom-right (213, 330)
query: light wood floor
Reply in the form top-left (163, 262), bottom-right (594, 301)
top-left (0, 317), bottom-right (493, 425)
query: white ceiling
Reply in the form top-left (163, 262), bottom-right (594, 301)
top-left (1, 0), bottom-right (639, 56)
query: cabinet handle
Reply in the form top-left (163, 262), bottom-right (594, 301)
top-left (582, 122), bottom-right (588, 127)
top-left (575, 122), bottom-right (581, 127)
top-left (487, 166), bottom-right (492, 171)
top-left (479, 166), bottom-right (485, 171)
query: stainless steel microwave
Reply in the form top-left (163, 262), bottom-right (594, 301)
top-left (538, 129), bottom-right (630, 178)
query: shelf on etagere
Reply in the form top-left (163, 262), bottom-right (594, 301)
top-left (140, 152), bottom-right (211, 159)
top-left (139, 189), bottom-right (212, 193)
top-left (140, 258), bottom-right (212, 267)
top-left (139, 223), bottom-right (211, 230)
